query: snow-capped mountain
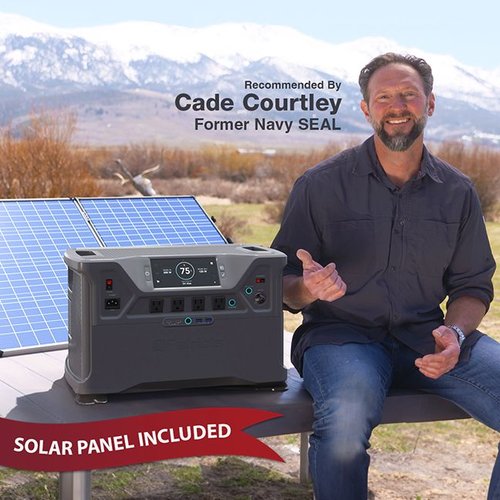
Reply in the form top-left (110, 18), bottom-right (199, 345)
top-left (0, 12), bottom-right (498, 146)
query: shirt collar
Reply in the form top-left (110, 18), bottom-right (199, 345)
top-left (351, 135), bottom-right (443, 184)
top-left (420, 146), bottom-right (444, 184)
top-left (351, 136), bottom-right (377, 177)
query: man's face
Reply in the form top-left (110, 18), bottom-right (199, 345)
top-left (360, 63), bottom-right (435, 151)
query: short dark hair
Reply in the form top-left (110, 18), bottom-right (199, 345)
top-left (358, 53), bottom-right (434, 101)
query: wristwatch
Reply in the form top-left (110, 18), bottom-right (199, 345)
top-left (447, 324), bottom-right (466, 348)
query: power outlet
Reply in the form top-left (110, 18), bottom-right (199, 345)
top-left (212, 297), bottom-right (226, 310)
top-left (171, 298), bottom-right (185, 312)
top-left (104, 298), bottom-right (120, 310)
top-left (192, 297), bottom-right (205, 311)
top-left (149, 299), bottom-right (164, 313)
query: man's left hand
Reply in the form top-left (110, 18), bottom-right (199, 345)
top-left (414, 326), bottom-right (460, 379)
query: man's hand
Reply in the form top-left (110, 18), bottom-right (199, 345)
top-left (414, 326), bottom-right (460, 379)
top-left (296, 249), bottom-right (347, 302)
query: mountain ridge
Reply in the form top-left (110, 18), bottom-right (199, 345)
top-left (0, 13), bottom-right (498, 147)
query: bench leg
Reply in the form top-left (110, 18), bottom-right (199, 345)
top-left (299, 432), bottom-right (311, 483)
top-left (59, 470), bottom-right (91, 500)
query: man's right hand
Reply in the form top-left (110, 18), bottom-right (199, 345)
top-left (297, 249), bottom-right (347, 302)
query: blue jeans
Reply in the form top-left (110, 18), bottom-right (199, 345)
top-left (302, 335), bottom-right (500, 500)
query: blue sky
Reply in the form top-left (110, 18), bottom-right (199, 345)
top-left (0, 0), bottom-right (498, 70)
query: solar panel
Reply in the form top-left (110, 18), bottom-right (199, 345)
top-left (0, 196), bottom-right (226, 356)
top-left (0, 199), bottom-right (101, 355)
top-left (78, 196), bottom-right (226, 247)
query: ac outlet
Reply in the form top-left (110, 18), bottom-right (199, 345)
top-left (149, 299), bottom-right (164, 313)
top-left (171, 298), bottom-right (185, 312)
top-left (192, 297), bottom-right (205, 311)
top-left (104, 298), bottom-right (120, 310)
top-left (212, 297), bottom-right (226, 310)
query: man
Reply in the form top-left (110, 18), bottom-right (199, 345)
top-left (271, 53), bottom-right (500, 500)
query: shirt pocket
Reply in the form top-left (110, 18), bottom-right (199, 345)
top-left (321, 219), bottom-right (385, 276)
top-left (407, 220), bottom-right (459, 277)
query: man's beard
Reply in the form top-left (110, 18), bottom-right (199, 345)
top-left (370, 112), bottom-right (427, 152)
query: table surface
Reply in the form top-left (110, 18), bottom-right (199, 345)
top-left (0, 345), bottom-right (469, 439)
top-left (0, 349), bottom-right (316, 436)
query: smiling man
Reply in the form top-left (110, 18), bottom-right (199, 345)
top-left (271, 53), bottom-right (500, 500)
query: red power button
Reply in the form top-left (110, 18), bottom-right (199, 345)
top-left (105, 279), bottom-right (113, 290)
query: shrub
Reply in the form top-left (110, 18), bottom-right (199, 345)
top-left (198, 145), bottom-right (259, 182)
top-left (0, 112), bottom-right (101, 199)
top-left (432, 142), bottom-right (500, 220)
top-left (211, 209), bottom-right (249, 243)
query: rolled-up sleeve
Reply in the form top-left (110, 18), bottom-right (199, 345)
top-left (445, 186), bottom-right (496, 310)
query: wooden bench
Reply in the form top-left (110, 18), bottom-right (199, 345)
top-left (0, 350), bottom-right (469, 499)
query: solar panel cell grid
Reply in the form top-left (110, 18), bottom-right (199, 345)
top-left (0, 200), bottom-right (102, 354)
top-left (79, 196), bottom-right (225, 247)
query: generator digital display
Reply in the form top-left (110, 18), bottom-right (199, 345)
top-left (150, 256), bottom-right (220, 288)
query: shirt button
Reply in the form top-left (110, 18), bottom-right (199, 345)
top-left (391, 266), bottom-right (396, 271)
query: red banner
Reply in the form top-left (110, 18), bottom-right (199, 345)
top-left (0, 408), bottom-right (284, 471)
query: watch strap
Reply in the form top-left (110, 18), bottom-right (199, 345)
top-left (447, 324), bottom-right (466, 347)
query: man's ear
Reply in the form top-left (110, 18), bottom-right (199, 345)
top-left (427, 93), bottom-right (436, 116)
top-left (360, 100), bottom-right (370, 120)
